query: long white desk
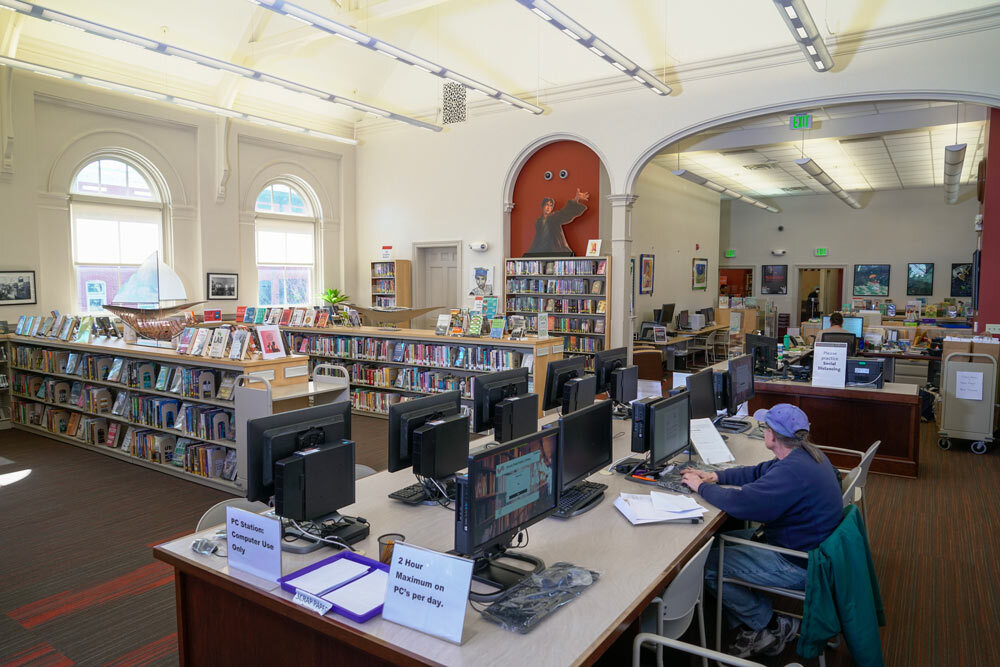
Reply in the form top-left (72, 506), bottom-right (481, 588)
top-left (154, 415), bottom-right (772, 666)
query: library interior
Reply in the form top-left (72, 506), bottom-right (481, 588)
top-left (1, 1), bottom-right (1000, 665)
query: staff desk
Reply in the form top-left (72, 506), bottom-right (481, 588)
top-left (154, 418), bottom-right (771, 666)
top-left (641, 324), bottom-right (727, 371)
top-left (750, 378), bottom-right (920, 478)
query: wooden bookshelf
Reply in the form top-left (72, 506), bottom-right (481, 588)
top-left (370, 260), bottom-right (411, 309)
top-left (3, 334), bottom-right (318, 494)
top-left (0, 333), bottom-right (10, 430)
top-left (282, 325), bottom-right (560, 419)
top-left (504, 256), bottom-right (611, 371)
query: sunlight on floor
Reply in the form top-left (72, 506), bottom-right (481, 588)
top-left (0, 469), bottom-right (31, 487)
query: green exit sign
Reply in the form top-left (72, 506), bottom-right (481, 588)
top-left (815, 248), bottom-right (828, 257)
top-left (790, 113), bottom-right (813, 130)
top-left (724, 249), bottom-right (736, 258)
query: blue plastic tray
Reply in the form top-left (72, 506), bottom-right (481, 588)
top-left (278, 551), bottom-right (389, 623)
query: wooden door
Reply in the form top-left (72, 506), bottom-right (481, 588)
top-left (414, 245), bottom-right (458, 329)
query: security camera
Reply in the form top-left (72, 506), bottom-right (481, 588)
top-left (771, 249), bottom-right (787, 256)
top-left (469, 241), bottom-right (488, 252)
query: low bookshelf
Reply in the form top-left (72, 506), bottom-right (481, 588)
top-left (371, 260), bottom-right (412, 309)
top-left (3, 334), bottom-right (317, 495)
top-left (282, 325), bottom-right (561, 419)
top-left (0, 333), bottom-right (10, 430)
top-left (504, 256), bottom-right (611, 371)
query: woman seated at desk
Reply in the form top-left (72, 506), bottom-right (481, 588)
top-left (681, 404), bottom-right (842, 658)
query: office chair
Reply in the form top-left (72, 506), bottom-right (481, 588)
top-left (818, 441), bottom-right (881, 537)
top-left (633, 634), bottom-right (805, 667)
top-left (688, 330), bottom-right (718, 367)
top-left (820, 332), bottom-right (857, 356)
top-left (643, 538), bottom-right (714, 667)
top-left (633, 347), bottom-right (664, 381)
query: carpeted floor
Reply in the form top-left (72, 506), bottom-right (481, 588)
top-left (1, 419), bottom-right (997, 666)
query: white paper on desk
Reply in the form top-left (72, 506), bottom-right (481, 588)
top-left (650, 491), bottom-right (706, 514)
top-left (286, 558), bottom-right (369, 596)
top-left (689, 418), bottom-right (735, 464)
top-left (636, 379), bottom-right (663, 400)
top-left (322, 569), bottom-right (388, 616)
top-left (955, 371), bottom-right (984, 401)
top-left (616, 494), bottom-right (704, 524)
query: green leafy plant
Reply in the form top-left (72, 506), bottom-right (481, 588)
top-left (319, 288), bottom-right (350, 307)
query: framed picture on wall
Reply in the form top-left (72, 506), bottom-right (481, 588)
top-left (639, 254), bottom-right (654, 295)
top-left (0, 270), bottom-right (37, 306)
top-left (951, 262), bottom-right (973, 297)
top-left (206, 273), bottom-right (239, 300)
top-left (692, 258), bottom-right (708, 291)
top-left (853, 264), bottom-right (890, 296)
top-left (760, 265), bottom-right (787, 295)
top-left (906, 263), bottom-right (934, 296)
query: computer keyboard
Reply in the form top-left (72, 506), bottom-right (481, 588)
top-left (715, 417), bottom-right (752, 434)
top-left (388, 479), bottom-right (456, 505)
top-left (553, 480), bottom-right (608, 518)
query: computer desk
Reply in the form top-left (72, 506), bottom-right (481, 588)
top-left (153, 418), bottom-right (772, 666)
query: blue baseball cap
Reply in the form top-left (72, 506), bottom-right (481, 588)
top-left (752, 403), bottom-right (810, 438)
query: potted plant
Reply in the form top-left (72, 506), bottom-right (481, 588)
top-left (319, 288), bottom-right (350, 314)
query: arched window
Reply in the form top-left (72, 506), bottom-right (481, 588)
top-left (255, 180), bottom-right (316, 307)
top-left (70, 158), bottom-right (166, 312)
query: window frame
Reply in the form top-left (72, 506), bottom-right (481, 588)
top-left (254, 180), bottom-right (320, 308)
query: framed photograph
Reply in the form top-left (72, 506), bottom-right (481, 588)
top-left (692, 258), bottom-right (708, 291)
top-left (639, 254), bottom-right (655, 295)
top-left (906, 263), bottom-right (934, 296)
top-left (0, 270), bottom-right (36, 306)
top-left (206, 273), bottom-right (238, 300)
top-left (951, 262), bottom-right (973, 297)
top-left (853, 264), bottom-right (890, 296)
top-left (760, 265), bottom-right (788, 295)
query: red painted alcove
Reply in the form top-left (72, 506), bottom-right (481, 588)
top-left (510, 140), bottom-right (601, 257)
top-left (977, 107), bottom-right (999, 335)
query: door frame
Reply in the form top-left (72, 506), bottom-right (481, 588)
top-left (721, 264), bottom-right (755, 297)
top-left (792, 263), bottom-right (849, 325)
top-left (412, 240), bottom-right (463, 319)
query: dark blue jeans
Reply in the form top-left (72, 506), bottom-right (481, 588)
top-left (705, 529), bottom-right (807, 631)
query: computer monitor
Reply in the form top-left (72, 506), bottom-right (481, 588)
top-left (472, 367), bottom-right (529, 433)
top-left (246, 400), bottom-right (351, 503)
top-left (639, 321), bottom-right (658, 341)
top-left (387, 391), bottom-right (461, 473)
top-left (746, 333), bottom-right (779, 373)
top-left (822, 315), bottom-right (863, 338)
top-left (700, 307), bottom-right (715, 324)
top-left (820, 332), bottom-right (858, 356)
top-left (658, 304), bottom-right (676, 325)
top-left (542, 356), bottom-right (586, 411)
top-left (649, 391), bottom-right (691, 467)
top-left (676, 310), bottom-right (690, 329)
top-left (593, 347), bottom-right (637, 405)
top-left (685, 368), bottom-right (717, 420)
top-left (558, 399), bottom-right (613, 504)
top-left (727, 354), bottom-right (755, 415)
top-left (454, 429), bottom-right (558, 594)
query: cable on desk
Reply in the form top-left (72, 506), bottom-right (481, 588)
top-left (287, 518), bottom-right (357, 552)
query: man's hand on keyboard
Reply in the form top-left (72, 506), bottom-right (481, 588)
top-left (681, 470), bottom-right (718, 492)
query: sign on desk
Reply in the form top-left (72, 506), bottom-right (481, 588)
top-left (226, 507), bottom-right (282, 582)
top-left (812, 342), bottom-right (847, 388)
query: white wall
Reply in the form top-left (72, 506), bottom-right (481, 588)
top-left (719, 187), bottom-right (980, 320)
top-left (0, 72), bottom-right (356, 318)
top-left (631, 164), bottom-right (721, 323)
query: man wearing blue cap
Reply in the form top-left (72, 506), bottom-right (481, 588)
top-left (681, 403), bottom-right (842, 658)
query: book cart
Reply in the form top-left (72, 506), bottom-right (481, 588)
top-left (937, 352), bottom-right (998, 455)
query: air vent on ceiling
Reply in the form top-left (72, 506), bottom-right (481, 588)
top-left (781, 186), bottom-right (812, 192)
top-left (744, 163), bottom-right (778, 171)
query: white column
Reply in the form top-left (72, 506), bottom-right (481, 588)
top-left (607, 193), bottom-right (637, 356)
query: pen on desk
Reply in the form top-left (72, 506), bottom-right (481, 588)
top-left (631, 475), bottom-right (656, 482)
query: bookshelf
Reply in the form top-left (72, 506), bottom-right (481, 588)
top-left (0, 334), bottom-right (10, 430)
top-left (371, 260), bottom-right (412, 309)
top-left (3, 334), bottom-right (319, 494)
top-left (504, 256), bottom-right (610, 371)
top-left (282, 325), bottom-right (560, 419)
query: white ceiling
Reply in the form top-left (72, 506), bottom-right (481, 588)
top-left (3, 0), bottom-right (999, 135)
top-left (651, 101), bottom-right (987, 199)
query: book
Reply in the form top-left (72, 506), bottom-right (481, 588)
top-left (107, 358), bottom-right (125, 383)
top-left (203, 309), bottom-right (222, 322)
top-left (303, 308), bottom-right (316, 327)
top-left (243, 306), bottom-right (255, 323)
top-left (229, 330), bottom-right (248, 360)
top-left (290, 308), bottom-right (306, 326)
top-left (489, 318), bottom-right (505, 339)
top-left (265, 308), bottom-right (281, 325)
top-left (155, 366), bottom-right (172, 391)
top-left (236, 306), bottom-right (247, 322)
top-left (279, 308), bottom-right (293, 326)
top-left (190, 329), bottom-right (211, 356)
top-left (176, 327), bottom-right (196, 354)
top-left (316, 310), bottom-right (330, 328)
top-left (596, 300), bottom-right (607, 314)
top-left (254, 308), bottom-right (268, 324)
top-left (468, 314), bottom-right (484, 337)
top-left (14, 316), bottom-right (26, 335)
top-left (258, 325), bottom-right (286, 359)
top-left (58, 317), bottom-right (75, 340)
top-left (106, 422), bottom-right (120, 448)
top-left (75, 317), bottom-right (94, 343)
top-left (217, 374), bottom-right (237, 401)
top-left (508, 315), bottom-right (526, 339)
top-left (208, 327), bottom-right (230, 358)
top-left (434, 314), bottom-right (451, 336)
top-left (449, 309), bottom-right (463, 336)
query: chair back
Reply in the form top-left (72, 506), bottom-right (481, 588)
top-left (840, 467), bottom-right (862, 507)
top-left (820, 332), bottom-right (857, 355)
top-left (633, 349), bottom-right (663, 381)
top-left (660, 538), bottom-right (714, 621)
top-left (355, 464), bottom-right (377, 480)
top-left (856, 440), bottom-right (881, 489)
top-left (196, 498), bottom-right (270, 532)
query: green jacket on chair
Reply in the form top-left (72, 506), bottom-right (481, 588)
top-left (798, 504), bottom-right (886, 665)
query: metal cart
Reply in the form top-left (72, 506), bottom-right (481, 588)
top-left (937, 352), bottom-right (998, 455)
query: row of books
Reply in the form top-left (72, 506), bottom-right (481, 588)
top-left (293, 334), bottom-right (525, 372)
top-left (505, 297), bottom-right (607, 314)
top-left (537, 315), bottom-right (606, 335)
top-left (232, 305), bottom-right (332, 328)
top-left (372, 280), bottom-right (395, 294)
top-left (350, 389), bottom-right (407, 415)
top-left (505, 278), bottom-right (604, 295)
top-left (0, 373), bottom-right (7, 389)
top-left (505, 258), bottom-right (607, 276)
top-left (14, 312), bottom-right (118, 343)
top-left (346, 362), bottom-right (473, 398)
top-left (371, 262), bottom-right (396, 277)
top-left (564, 336), bottom-right (604, 354)
top-left (12, 400), bottom-right (109, 445)
top-left (176, 325), bottom-right (257, 360)
top-left (13, 345), bottom-right (237, 401)
top-left (373, 296), bottom-right (397, 307)
top-left (13, 374), bottom-right (114, 414)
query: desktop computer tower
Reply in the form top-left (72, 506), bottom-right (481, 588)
top-left (412, 414), bottom-right (470, 478)
top-left (274, 440), bottom-right (354, 521)
top-left (846, 358), bottom-right (885, 388)
top-left (562, 375), bottom-right (596, 415)
top-left (631, 396), bottom-right (660, 453)
top-left (495, 393), bottom-right (538, 442)
top-left (689, 313), bottom-right (706, 330)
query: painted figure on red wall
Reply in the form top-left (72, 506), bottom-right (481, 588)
top-left (525, 189), bottom-right (589, 256)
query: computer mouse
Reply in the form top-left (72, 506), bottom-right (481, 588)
top-left (191, 538), bottom-right (218, 555)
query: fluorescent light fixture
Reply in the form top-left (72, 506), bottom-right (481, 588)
top-left (251, 0), bottom-right (542, 114)
top-left (771, 0), bottom-right (834, 73)
top-left (672, 169), bottom-right (779, 213)
top-left (795, 157), bottom-right (862, 209)
top-left (1, 0), bottom-right (440, 132)
top-left (0, 54), bottom-right (358, 145)
top-left (515, 0), bottom-right (671, 96)
top-left (943, 144), bottom-right (967, 204)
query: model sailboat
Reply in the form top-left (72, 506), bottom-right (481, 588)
top-left (104, 252), bottom-right (203, 344)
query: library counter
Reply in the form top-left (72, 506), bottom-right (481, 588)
top-left (750, 379), bottom-right (921, 478)
top-left (154, 420), bottom-right (772, 666)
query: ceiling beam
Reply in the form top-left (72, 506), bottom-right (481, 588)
top-left (342, 0), bottom-right (447, 23)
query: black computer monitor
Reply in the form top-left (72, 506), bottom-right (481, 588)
top-left (820, 332), bottom-right (858, 356)
top-left (246, 400), bottom-right (351, 503)
top-left (685, 368), bottom-right (717, 420)
top-left (639, 321), bottom-right (658, 341)
top-left (558, 399), bottom-right (613, 494)
top-left (472, 368), bottom-right (529, 432)
top-left (454, 429), bottom-right (558, 594)
top-left (658, 304), bottom-right (675, 324)
top-left (701, 307), bottom-right (715, 323)
top-left (650, 391), bottom-right (691, 467)
top-left (542, 356), bottom-right (586, 411)
top-left (387, 391), bottom-right (461, 473)
top-left (746, 334), bottom-right (779, 373)
top-left (727, 354), bottom-right (755, 415)
top-left (676, 310), bottom-right (690, 329)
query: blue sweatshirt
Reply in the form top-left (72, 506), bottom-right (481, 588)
top-left (699, 447), bottom-right (843, 554)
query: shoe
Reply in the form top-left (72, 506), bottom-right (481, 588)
top-left (763, 614), bottom-right (801, 656)
top-left (729, 627), bottom-right (776, 658)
